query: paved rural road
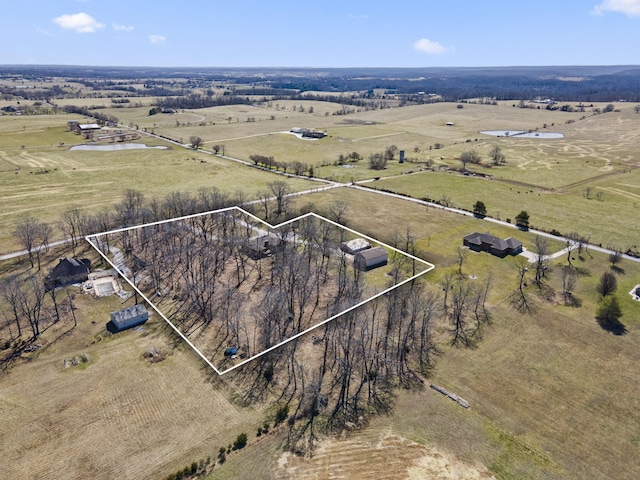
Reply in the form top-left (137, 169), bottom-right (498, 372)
top-left (0, 238), bottom-right (72, 261)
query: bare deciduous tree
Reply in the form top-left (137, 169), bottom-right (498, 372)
top-left (60, 206), bottom-right (86, 253)
top-left (460, 149), bottom-right (481, 170)
top-left (489, 145), bottom-right (506, 165)
top-left (269, 181), bottom-right (291, 217)
top-left (12, 216), bottom-right (41, 268)
top-left (561, 266), bottom-right (578, 305)
top-left (533, 235), bottom-right (550, 287)
top-left (189, 136), bottom-right (203, 149)
top-left (513, 257), bottom-right (531, 312)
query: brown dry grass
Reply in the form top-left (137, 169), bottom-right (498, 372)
top-left (0, 292), bottom-right (262, 480)
top-left (275, 430), bottom-right (496, 480)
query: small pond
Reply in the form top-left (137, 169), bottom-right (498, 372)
top-left (70, 143), bottom-right (169, 151)
top-left (480, 130), bottom-right (564, 139)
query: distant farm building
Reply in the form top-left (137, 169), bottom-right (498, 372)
top-left (302, 130), bottom-right (327, 139)
top-left (109, 304), bottom-right (149, 333)
top-left (340, 238), bottom-right (371, 255)
top-left (73, 123), bottom-right (101, 138)
top-left (354, 246), bottom-right (388, 271)
top-left (44, 257), bottom-right (91, 290)
top-left (290, 127), bottom-right (327, 139)
top-left (463, 232), bottom-right (523, 258)
top-left (242, 234), bottom-right (284, 260)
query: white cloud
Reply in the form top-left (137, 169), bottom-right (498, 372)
top-left (413, 38), bottom-right (450, 55)
top-left (149, 34), bottom-right (166, 44)
top-left (592, 0), bottom-right (640, 16)
top-left (53, 12), bottom-right (104, 33)
top-left (113, 23), bottom-right (134, 32)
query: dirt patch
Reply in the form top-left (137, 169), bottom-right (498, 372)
top-left (276, 432), bottom-right (495, 480)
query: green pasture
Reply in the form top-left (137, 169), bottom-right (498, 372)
top-left (372, 168), bottom-right (640, 250)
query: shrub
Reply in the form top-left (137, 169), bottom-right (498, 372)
top-left (597, 272), bottom-right (617, 297)
top-left (233, 432), bottom-right (248, 450)
top-left (368, 153), bottom-right (387, 170)
top-left (274, 404), bottom-right (290, 425)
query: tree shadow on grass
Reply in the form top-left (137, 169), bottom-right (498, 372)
top-left (563, 294), bottom-right (582, 308)
top-left (574, 266), bottom-right (592, 277)
top-left (596, 318), bottom-right (627, 336)
top-left (611, 265), bottom-right (625, 275)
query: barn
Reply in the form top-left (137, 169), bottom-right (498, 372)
top-left (354, 247), bottom-right (388, 271)
top-left (109, 304), bottom-right (149, 333)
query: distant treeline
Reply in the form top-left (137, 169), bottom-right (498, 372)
top-left (268, 72), bottom-right (640, 102)
top-left (2, 65), bottom-right (640, 102)
top-left (155, 94), bottom-right (255, 109)
top-left (60, 105), bottom-right (119, 125)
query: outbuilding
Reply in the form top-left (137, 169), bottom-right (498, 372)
top-left (354, 246), bottom-right (388, 271)
top-left (340, 238), bottom-right (371, 255)
top-left (109, 304), bottom-right (149, 333)
top-left (242, 234), bottom-right (284, 260)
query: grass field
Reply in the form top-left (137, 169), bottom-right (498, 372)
top-left (0, 114), bottom-right (318, 250)
top-left (371, 167), bottom-right (640, 249)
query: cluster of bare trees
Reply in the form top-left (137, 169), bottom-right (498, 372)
top-left (98, 206), bottom-right (448, 451)
top-left (0, 273), bottom-right (77, 342)
top-left (12, 216), bottom-right (52, 270)
top-left (109, 211), bottom-right (367, 361)
top-left (234, 275), bottom-right (443, 453)
top-left (441, 267), bottom-right (492, 346)
top-left (249, 155), bottom-right (313, 177)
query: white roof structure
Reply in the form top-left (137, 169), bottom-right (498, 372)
top-left (341, 238), bottom-right (371, 254)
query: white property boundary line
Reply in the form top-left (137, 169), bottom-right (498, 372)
top-left (86, 207), bottom-right (435, 375)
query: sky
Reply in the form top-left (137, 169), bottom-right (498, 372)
top-left (1, 0), bottom-right (639, 68)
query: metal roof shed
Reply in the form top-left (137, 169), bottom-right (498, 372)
top-left (354, 246), bottom-right (388, 271)
top-left (109, 304), bottom-right (149, 332)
